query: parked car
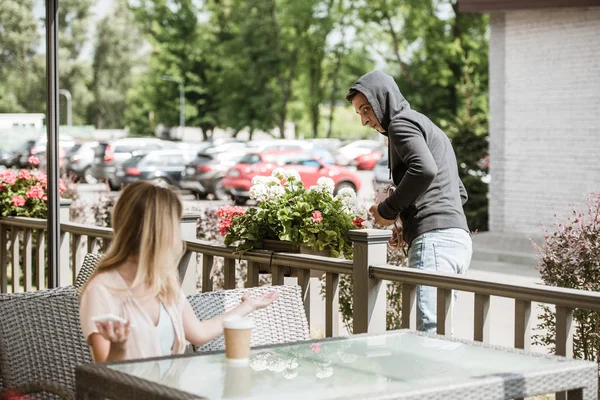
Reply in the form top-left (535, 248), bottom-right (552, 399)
top-left (91, 138), bottom-right (179, 190)
top-left (373, 154), bottom-right (393, 189)
top-left (180, 150), bottom-right (249, 200)
top-left (113, 149), bottom-right (188, 189)
top-left (221, 150), bottom-right (361, 205)
top-left (28, 135), bottom-right (76, 170)
top-left (352, 147), bottom-right (385, 170)
top-left (0, 140), bottom-right (36, 168)
top-left (334, 139), bottom-right (382, 166)
top-left (65, 141), bottom-right (99, 183)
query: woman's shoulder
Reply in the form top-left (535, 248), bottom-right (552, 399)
top-left (82, 269), bottom-right (125, 296)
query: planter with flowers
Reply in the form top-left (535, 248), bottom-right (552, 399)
top-left (217, 169), bottom-right (370, 259)
top-left (0, 156), bottom-right (66, 218)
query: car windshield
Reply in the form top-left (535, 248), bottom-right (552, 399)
top-left (122, 154), bottom-right (145, 166)
top-left (238, 154), bottom-right (261, 164)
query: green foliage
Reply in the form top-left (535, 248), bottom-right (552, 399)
top-left (222, 171), bottom-right (367, 259)
top-left (88, 0), bottom-right (143, 129)
top-left (533, 191), bottom-right (600, 366)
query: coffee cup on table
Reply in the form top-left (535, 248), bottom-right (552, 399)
top-left (223, 316), bottom-right (255, 365)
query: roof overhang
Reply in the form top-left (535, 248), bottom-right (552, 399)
top-left (458, 0), bottom-right (600, 13)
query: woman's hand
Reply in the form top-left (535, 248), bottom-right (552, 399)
top-left (95, 320), bottom-right (130, 348)
top-left (241, 291), bottom-right (278, 311)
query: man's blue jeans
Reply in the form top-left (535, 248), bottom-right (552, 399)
top-left (407, 228), bottom-right (472, 333)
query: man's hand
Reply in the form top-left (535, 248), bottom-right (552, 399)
top-left (369, 204), bottom-right (396, 226)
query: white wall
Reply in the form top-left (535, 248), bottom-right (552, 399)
top-left (489, 8), bottom-right (600, 236)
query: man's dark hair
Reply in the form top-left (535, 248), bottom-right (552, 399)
top-left (345, 88), bottom-right (358, 103)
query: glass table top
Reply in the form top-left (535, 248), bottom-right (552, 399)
top-left (109, 331), bottom-right (575, 399)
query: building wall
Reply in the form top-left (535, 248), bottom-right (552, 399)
top-left (489, 8), bottom-right (600, 236)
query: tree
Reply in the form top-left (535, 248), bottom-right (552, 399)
top-left (88, 0), bottom-right (144, 129)
top-left (128, 0), bottom-right (222, 140)
top-left (0, 0), bottom-right (40, 113)
top-left (58, 0), bottom-right (95, 125)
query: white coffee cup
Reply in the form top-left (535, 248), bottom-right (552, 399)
top-left (223, 316), bottom-right (255, 365)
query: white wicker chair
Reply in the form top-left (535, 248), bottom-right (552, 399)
top-left (188, 285), bottom-right (310, 352)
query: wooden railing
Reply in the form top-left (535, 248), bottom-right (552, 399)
top-left (2, 215), bottom-right (600, 390)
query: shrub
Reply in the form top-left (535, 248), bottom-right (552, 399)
top-left (533, 190), bottom-right (600, 382)
top-left (0, 156), bottom-right (66, 218)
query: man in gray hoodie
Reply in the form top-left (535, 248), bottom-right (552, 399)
top-left (347, 70), bottom-right (472, 333)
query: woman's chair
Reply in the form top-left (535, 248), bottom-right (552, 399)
top-left (0, 286), bottom-right (91, 400)
top-left (188, 285), bottom-right (310, 352)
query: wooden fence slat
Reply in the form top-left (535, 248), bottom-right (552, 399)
top-left (11, 228), bottom-right (21, 293)
top-left (87, 236), bottom-right (98, 254)
top-left (1, 225), bottom-right (8, 293)
top-left (271, 265), bottom-right (285, 286)
top-left (202, 255), bottom-right (214, 293)
top-left (246, 261), bottom-right (260, 288)
top-left (71, 234), bottom-right (83, 284)
top-left (325, 272), bottom-right (339, 337)
top-left (514, 300), bottom-right (532, 350)
top-left (555, 306), bottom-right (575, 400)
top-left (22, 229), bottom-right (32, 292)
top-left (436, 288), bottom-right (453, 336)
top-left (223, 258), bottom-right (236, 290)
top-left (401, 283), bottom-right (417, 330)
top-left (36, 230), bottom-right (45, 290)
top-left (474, 293), bottom-right (491, 343)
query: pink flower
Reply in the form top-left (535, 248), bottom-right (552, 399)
top-left (11, 195), bottom-right (26, 207)
top-left (26, 185), bottom-right (45, 199)
top-left (28, 156), bottom-right (40, 165)
top-left (312, 210), bottom-right (323, 224)
top-left (1, 170), bottom-right (17, 185)
top-left (34, 173), bottom-right (48, 186)
top-left (18, 170), bottom-right (31, 180)
top-left (217, 205), bottom-right (246, 236)
top-left (310, 343), bottom-right (322, 353)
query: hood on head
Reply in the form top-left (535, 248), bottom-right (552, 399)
top-left (349, 70), bottom-right (410, 134)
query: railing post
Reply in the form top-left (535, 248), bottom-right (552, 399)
top-left (349, 229), bottom-right (391, 334)
top-left (58, 199), bottom-right (71, 287)
top-left (555, 306), bottom-right (576, 400)
top-left (180, 213), bottom-right (200, 295)
top-left (514, 300), bottom-right (532, 350)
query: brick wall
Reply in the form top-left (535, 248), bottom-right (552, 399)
top-left (489, 8), bottom-right (600, 236)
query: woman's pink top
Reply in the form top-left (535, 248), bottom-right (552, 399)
top-left (79, 269), bottom-right (187, 361)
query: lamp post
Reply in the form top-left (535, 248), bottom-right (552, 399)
top-left (59, 89), bottom-right (72, 126)
top-left (161, 75), bottom-right (185, 130)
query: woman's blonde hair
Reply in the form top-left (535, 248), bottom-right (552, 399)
top-left (85, 180), bottom-right (185, 305)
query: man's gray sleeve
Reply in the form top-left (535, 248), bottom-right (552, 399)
top-left (377, 119), bottom-right (437, 220)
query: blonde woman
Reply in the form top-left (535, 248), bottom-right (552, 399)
top-left (79, 181), bottom-right (277, 363)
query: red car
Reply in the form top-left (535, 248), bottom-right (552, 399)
top-left (352, 148), bottom-right (384, 170)
top-left (222, 150), bottom-right (361, 205)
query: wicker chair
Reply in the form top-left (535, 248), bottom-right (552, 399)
top-left (0, 286), bottom-right (91, 400)
top-left (189, 285), bottom-right (310, 352)
top-left (73, 253), bottom-right (102, 290)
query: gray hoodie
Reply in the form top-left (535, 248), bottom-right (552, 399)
top-left (349, 70), bottom-right (469, 245)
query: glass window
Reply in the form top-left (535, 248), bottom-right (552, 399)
top-left (239, 154), bottom-right (261, 164)
top-left (168, 155), bottom-right (185, 166)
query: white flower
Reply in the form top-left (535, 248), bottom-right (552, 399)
top-left (309, 185), bottom-right (319, 191)
top-left (249, 184), bottom-right (268, 202)
top-left (272, 168), bottom-right (286, 180)
top-left (252, 176), bottom-right (267, 186)
top-left (335, 187), bottom-right (356, 199)
top-left (264, 176), bottom-right (281, 186)
top-left (361, 220), bottom-right (373, 229)
top-left (282, 169), bottom-right (301, 182)
top-left (317, 177), bottom-right (335, 194)
top-left (267, 184), bottom-right (285, 200)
